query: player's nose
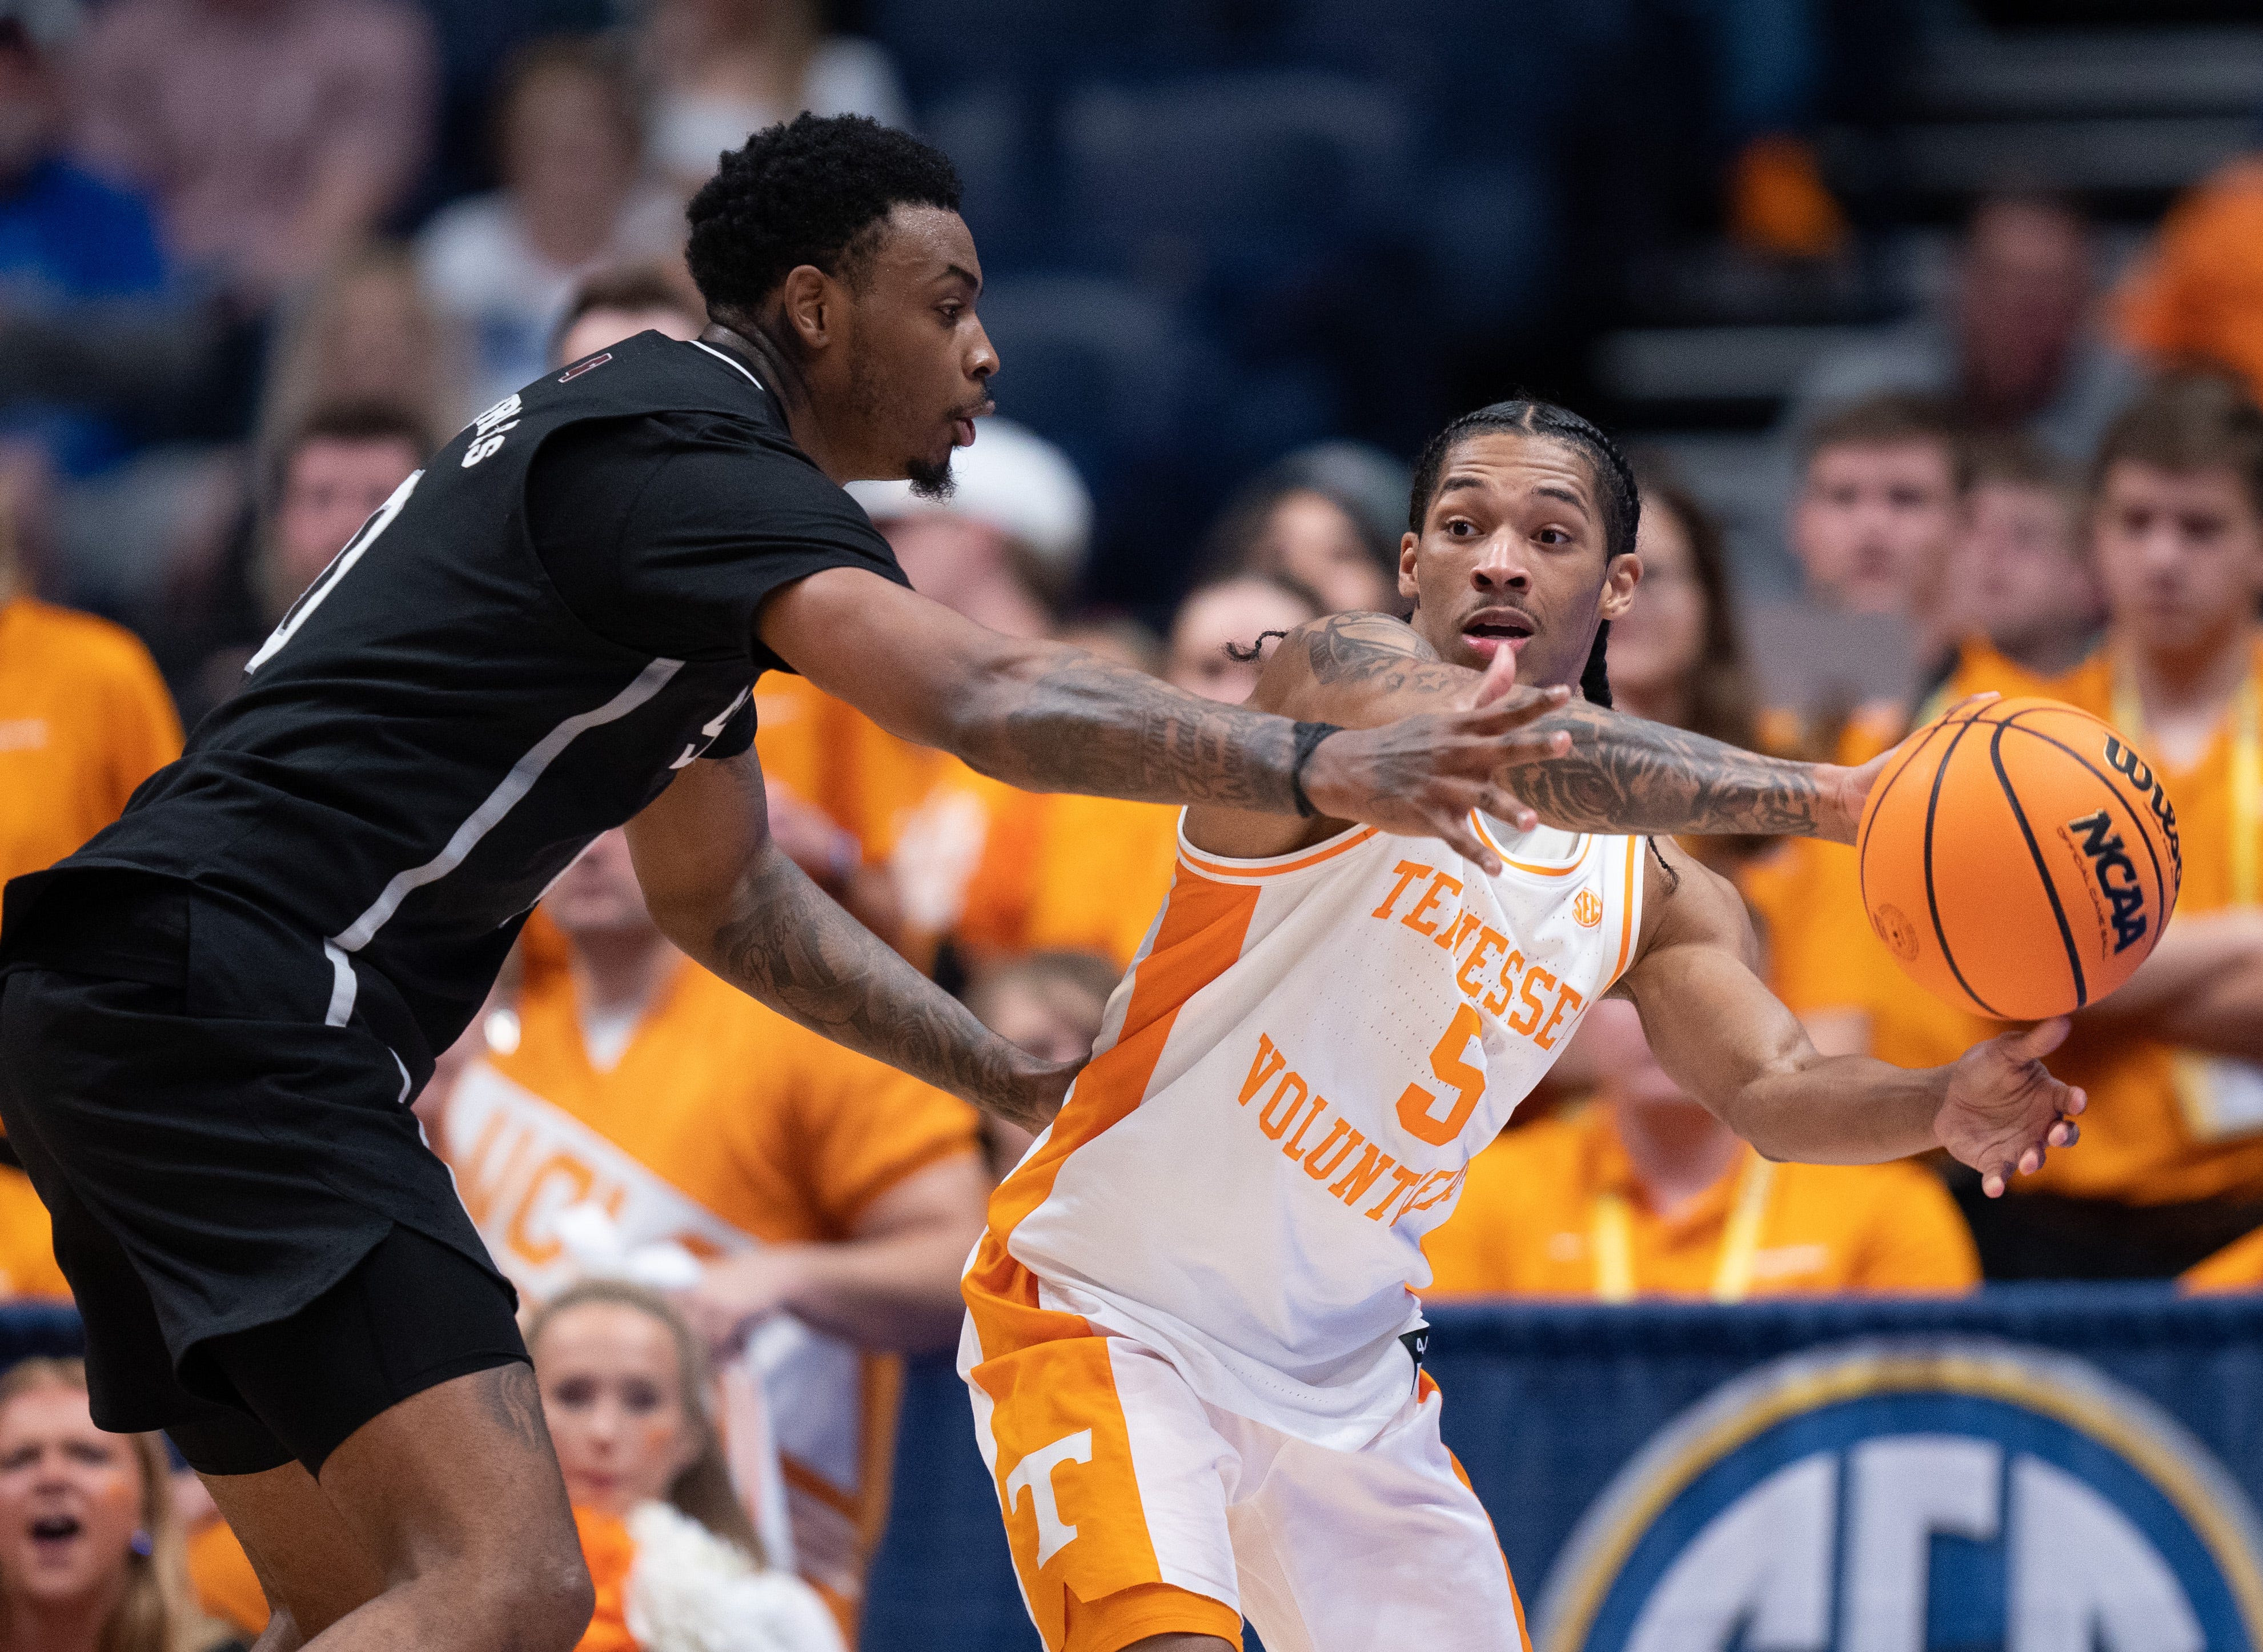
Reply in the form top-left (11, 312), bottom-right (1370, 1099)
top-left (968, 318), bottom-right (1000, 383)
top-left (1471, 531), bottom-right (1531, 587)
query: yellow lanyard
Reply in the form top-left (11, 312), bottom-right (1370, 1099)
top-left (2113, 668), bottom-right (2260, 907)
top-left (1591, 1156), bottom-right (1776, 1304)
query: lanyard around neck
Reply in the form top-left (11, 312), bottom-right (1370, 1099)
top-left (1591, 1155), bottom-right (1776, 1304)
top-left (2113, 665), bottom-right (2260, 907)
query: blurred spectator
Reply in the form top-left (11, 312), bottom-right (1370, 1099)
top-left (1614, 466), bottom-right (1761, 753)
top-left (0, 12), bottom-right (169, 479)
top-left (71, 0), bottom-right (436, 303)
top-left (1972, 372), bottom-right (2263, 1278)
top-left (259, 243), bottom-right (467, 458)
top-left (1933, 435), bottom-right (2102, 689)
top-left (443, 828), bottom-right (985, 1626)
top-left (0, 478), bottom-right (181, 891)
top-left (552, 262), bottom-right (704, 367)
top-left (166, 401), bottom-right (431, 727)
top-left (637, 0), bottom-right (906, 197)
top-left (1198, 441), bottom-right (1411, 616)
top-left (418, 37), bottom-right (683, 410)
top-left (2116, 156), bottom-right (2263, 409)
top-left (1787, 193), bottom-right (2142, 464)
top-left (1055, 611), bottom-right (1163, 676)
top-left (1164, 573), bottom-right (1319, 704)
top-left (1422, 1000), bottom-right (1980, 1300)
top-left (528, 1282), bottom-right (845, 1652)
top-left (963, 949), bottom-right (1120, 1177)
top-left (0, 1359), bottom-right (242, 1652)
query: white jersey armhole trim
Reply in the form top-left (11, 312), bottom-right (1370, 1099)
top-left (1173, 820), bottom-right (1382, 885)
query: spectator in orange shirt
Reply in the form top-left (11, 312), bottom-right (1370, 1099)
top-left (442, 829), bottom-right (986, 1627)
top-left (528, 1281), bottom-right (844, 1652)
top-left (1965, 373), bottom-right (2263, 1277)
top-left (1423, 1000), bottom-right (1980, 1301)
top-left (2116, 155), bottom-right (2263, 407)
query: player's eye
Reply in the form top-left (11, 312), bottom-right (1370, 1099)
top-left (1535, 527), bottom-right (1571, 546)
top-left (1445, 518), bottom-right (1478, 537)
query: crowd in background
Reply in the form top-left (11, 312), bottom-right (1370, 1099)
top-left (0, 0), bottom-right (2261, 1648)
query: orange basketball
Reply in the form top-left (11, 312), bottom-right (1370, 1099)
top-left (1856, 697), bottom-right (2183, 1021)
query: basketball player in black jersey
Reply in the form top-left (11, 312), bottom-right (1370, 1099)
top-left (0, 116), bottom-right (1901, 1650)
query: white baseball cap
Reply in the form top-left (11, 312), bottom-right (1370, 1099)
top-left (848, 418), bottom-right (1093, 582)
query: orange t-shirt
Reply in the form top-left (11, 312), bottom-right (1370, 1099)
top-left (447, 952), bottom-right (980, 1622)
top-left (1423, 1106), bottom-right (1980, 1299)
top-left (2009, 639), bottom-right (2263, 1205)
top-left (2114, 156), bottom-right (2263, 404)
top-left (0, 595), bottom-right (181, 887)
top-left (0, 1168), bottom-right (69, 1301)
top-left (1753, 639), bottom-right (2045, 1072)
top-left (755, 676), bottom-right (1179, 968)
top-left (187, 1519), bottom-right (269, 1639)
top-left (2182, 1223), bottom-right (2263, 1293)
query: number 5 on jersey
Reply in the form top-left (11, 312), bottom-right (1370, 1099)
top-left (1397, 1004), bottom-right (1487, 1147)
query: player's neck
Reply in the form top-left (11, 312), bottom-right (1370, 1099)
top-left (568, 928), bottom-right (679, 1023)
top-left (701, 320), bottom-right (860, 485)
top-left (1611, 1099), bottom-right (1743, 1220)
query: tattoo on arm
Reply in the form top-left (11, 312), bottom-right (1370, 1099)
top-left (1292, 611), bottom-right (1830, 837)
top-left (710, 842), bottom-right (1047, 1124)
top-left (1513, 701), bottom-right (1827, 836)
top-left (479, 1364), bottom-right (553, 1456)
top-left (962, 645), bottom-right (1301, 811)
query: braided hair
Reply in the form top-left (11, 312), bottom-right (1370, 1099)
top-left (1405, 400), bottom-right (1641, 707)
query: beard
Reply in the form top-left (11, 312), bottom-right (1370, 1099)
top-left (905, 454), bottom-right (956, 500)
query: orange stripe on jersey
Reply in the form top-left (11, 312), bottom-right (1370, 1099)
top-left (1471, 812), bottom-right (1593, 877)
top-left (1176, 826), bottom-right (1379, 881)
top-left (967, 869), bottom-right (1261, 1358)
top-left (1610, 837), bottom-right (1640, 986)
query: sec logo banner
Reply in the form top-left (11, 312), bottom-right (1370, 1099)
top-left (1534, 1338), bottom-right (2263, 1652)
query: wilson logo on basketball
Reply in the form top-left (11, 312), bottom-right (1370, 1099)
top-left (1572, 891), bottom-right (1604, 929)
top-left (2063, 809), bottom-right (2148, 954)
top-left (2105, 737), bottom-right (2185, 888)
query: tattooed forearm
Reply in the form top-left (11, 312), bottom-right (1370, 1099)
top-left (708, 843), bottom-right (1059, 1125)
top-left (953, 643), bottom-right (1302, 811)
top-left (1297, 611), bottom-right (1467, 696)
top-left (1515, 700), bottom-right (1828, 836)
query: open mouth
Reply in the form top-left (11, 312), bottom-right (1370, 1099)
top-left (29, 1514), bottom-right (82, 1545)
top-left (1461, 611), bottom-right (1535, 660)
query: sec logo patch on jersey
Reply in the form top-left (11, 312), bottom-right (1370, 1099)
top-left (1573, 889), bottom-right (1604, 929)
top-left (1534, 1339), bottom-right (2263, 1652)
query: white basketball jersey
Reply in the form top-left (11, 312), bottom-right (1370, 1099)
top-left (979, 814), bottom-right (1646, 1448)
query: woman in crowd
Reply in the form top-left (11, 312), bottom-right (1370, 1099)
top-left (0, 1358), bottom-right (240, 1652)
top-left (528, 1281), bottom-right (844, 1652)
top-left (418, 37), bottom-right (684, 409)
top-left (1198, 442), bottom-right (1411, 617)
top-left (638, 0), bottom-right (909, 197)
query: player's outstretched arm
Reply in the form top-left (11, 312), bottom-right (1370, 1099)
top-left (1183, 611), bottom-right (1867, 863)
top-left (625, 749), bottom-right (1072, 1129)
top-left (758, 567), bottom-right (1575, 873)
top-left (2072, 908), bottom-right (2263, 1061)
top-left (1619, 838), bottom-right (2085, 1197)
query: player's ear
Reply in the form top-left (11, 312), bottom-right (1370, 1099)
top-left (776, 264), bottom-right (835, 352)
top-left (1599, 550), bottom-right (1642, 621)
top-left (1397, 530), bottom-right (1420, 603)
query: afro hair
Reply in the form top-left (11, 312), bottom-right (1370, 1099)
top-left (685, 113), bottom-right (964, 321)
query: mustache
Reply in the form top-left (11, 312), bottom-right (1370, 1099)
top-left (950, 395), bottom-right (997, 421)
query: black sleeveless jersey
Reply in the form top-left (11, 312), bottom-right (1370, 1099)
top-left (29, 332), bottom-right (906, 1066)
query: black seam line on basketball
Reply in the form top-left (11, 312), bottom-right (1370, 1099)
top-left (1923, 715), bottom-right (2004, 1019)
top-left (1999, 708), bottom-right (2173, 915)
top-left (1857, 712), bottom-right (1960, 919)
top-left (1989, 720), bottom-right (2089, 1010)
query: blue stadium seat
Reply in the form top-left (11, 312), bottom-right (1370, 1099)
top-left (870, 0), bottom-right (1231, 105)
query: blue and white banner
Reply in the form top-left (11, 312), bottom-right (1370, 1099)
top-left (865, 1286), bottom-right (2263, 1650)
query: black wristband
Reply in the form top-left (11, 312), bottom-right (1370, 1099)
top-left (1289, 721), bottom-right (1344, 819)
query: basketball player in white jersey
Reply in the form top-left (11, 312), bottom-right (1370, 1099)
top-left (959, 400), bottom-right (2086, 1652)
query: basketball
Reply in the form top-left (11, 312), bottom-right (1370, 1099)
top-left (1856, 697), bottom-right (2184, 1021)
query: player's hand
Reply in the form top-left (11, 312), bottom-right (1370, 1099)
top-left (1299, 644), bottom-right (1575, 876)
top-left (990, 1055), bottom-right (1079, 1133)
top-left (1827, 693), bottom-right (2003, 845)
top-left (1935, 1017), bottom-right (2087, 1198)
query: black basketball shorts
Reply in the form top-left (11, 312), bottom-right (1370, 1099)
top-left (0, 876), bottom-right (526, 1477)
